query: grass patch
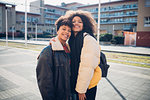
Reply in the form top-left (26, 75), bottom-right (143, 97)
top-left (0, 41), bottom-right (46, 51)
top-left (108, 60), bottom-right (150, 68)
top-left (104, 52), bottom-right (150, 68)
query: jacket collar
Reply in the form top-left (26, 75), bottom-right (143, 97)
top-left (51, 36), bottom-right (70, 51)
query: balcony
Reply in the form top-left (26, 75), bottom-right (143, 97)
top-left (100, 20), bottom-right (137, 24)
top-left (100, 13), bottom-right (138, 18)
top-left (123, 26), bottom-right (132, 30)
top-left (45, 20), bottom-right (55, 24)
top-left (45, 10), bottom-right (65, 16)
top-left (101, 5), bottom-right (138, 13)
top-left (45, 16), bottom-right (59, 20)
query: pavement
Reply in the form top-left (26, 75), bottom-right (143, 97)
top-left (0, 39), bottom-right (150, 100)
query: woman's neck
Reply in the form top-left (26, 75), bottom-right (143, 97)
top-left (74, 32), bottom-right (78, 37)
top-left (58, 38), bottom-right (66, 46)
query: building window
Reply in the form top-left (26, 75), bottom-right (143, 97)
top-left (144, 17), bottom-right (150, 27)
top-left (21, 28), bottom-right (25, 32)
top-left (20, 16), bottom-right (25, 21)
top-left (28, 28), bottom-right (31, 32)
top-left (133, 4), bottom-right (138, 8)
top-left (38, 29), bottom-right (42, 33)
top-left (96, 8), bottom-right (98, 11)
top-left (145, 0), bottom-right (150, 7)
top-left (33, 28), bottom-right (35, 32)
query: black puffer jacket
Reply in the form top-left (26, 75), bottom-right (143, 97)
top-left (36, 37), bottom-right (70, 100)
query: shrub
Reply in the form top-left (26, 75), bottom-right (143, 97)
top-left (110, 38), bottom-right (117, 44)
top-left (111, 36), bottom-right (124, 44)
top-left (0, 33), bottom-right (5, 37)
top-left (17, 33), bottom-right (24, 37)
top-left (100, 33), bottom-right (112, 42)
top-left (37, 33), bottom-right (56, 38)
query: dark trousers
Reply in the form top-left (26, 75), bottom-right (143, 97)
top-left (71, 86), bottom-right (97, 100)
top-left (85, 86), bottom-right (97, 100)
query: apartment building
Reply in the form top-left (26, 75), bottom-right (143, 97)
top-left (136, 0), bottom-right (150, 47)
top-left (30, 0), bottom-right (44, 14)
top-left (77, 0), bottom-right (138, 36)
top-left (16, 11), bottom-right (41, 35)
top-left (43, 4), bottom-right (68, 33)
top-left (0, 0), bottom-right (68, 37)
top-left (1, 0), bottom-right (149, 47)
top-left (0, 2), bottom-right (16, 35)
top-left (30, 0), bottom-right (68, 34)
top-left (61, 2), bottom-right (83, 10)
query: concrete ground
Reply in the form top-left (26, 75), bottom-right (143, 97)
top-left (0, 46), bottom-right (150, 100)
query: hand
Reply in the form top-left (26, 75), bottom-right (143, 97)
top-left (49, 37), bottom-right (56, 45)
top-left (78, 93), bottom-right (86, 100)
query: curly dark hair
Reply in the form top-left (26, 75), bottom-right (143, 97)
top-left (55, 16), bottom-right (72, 32)
top-left (65, 10), bottom-right (97, 37)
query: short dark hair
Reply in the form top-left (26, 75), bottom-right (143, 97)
top-left (55, 16), bottom-right (72, 31)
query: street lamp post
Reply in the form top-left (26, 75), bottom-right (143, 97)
top-left (34, 19), bottom-right (38, 41)
top-left (112, 25), bottom-right (114, 39)
top-left (5, 7), bottom-right (8, 47)
top-left (97, 0), bottom-right (101, 44)
top-left (35, 23), bottom-right (37, 41)
top-left (25, 0), bottom-right (27, 46)
top-left (5, 4), bottom-right (12, 47)
top-left (12, 25), bottom-right (15, 40)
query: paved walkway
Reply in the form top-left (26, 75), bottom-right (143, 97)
top-left (0, 39), bottom-right (150, 100)
top-left (0, 45), bottom-right (150, 100)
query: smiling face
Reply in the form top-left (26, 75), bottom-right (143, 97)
top-left (72, 16), bottom-right (83, 35)
top-left (57, 25), bottom-right (71, 44)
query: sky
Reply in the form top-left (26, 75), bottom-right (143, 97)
top-left (0, 0), bottom-right (119, 12)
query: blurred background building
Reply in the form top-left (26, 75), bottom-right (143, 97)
top-left (136, 0), bottom-right (150, 47)
top-left (0, 0), bottom-right (150, 47)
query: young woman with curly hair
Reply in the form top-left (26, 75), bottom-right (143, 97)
top-left (65, 10), bottom-right (101, 100)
